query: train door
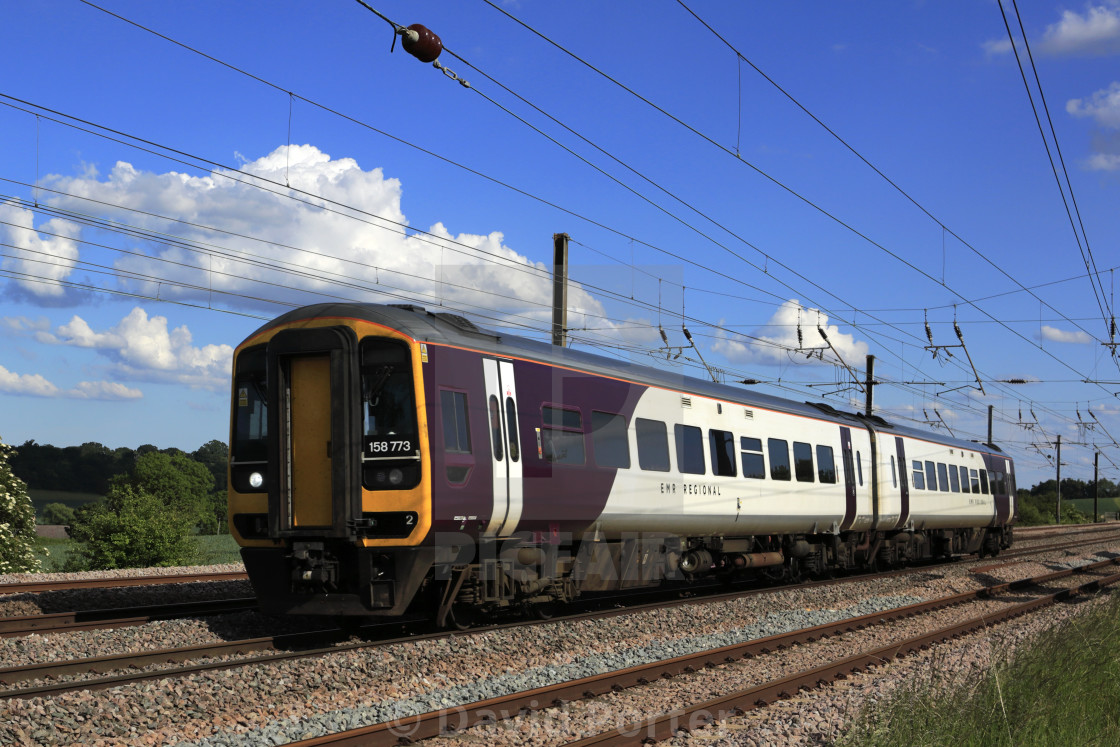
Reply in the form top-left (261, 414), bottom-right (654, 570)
top-left (482, 358), bottom-right (523, 537)
top-left (289, 355), bottom-right (333, 527)
top-left (839, 426), bottom-right (857, 531)
top-left (893, 437), bottom-right (910, 529)
top-left (267, 326), bottom-right (358, 539)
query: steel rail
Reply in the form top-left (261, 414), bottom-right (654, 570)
top-left (0, 570), bottom-right (248, 595)
top-left (0, 597), bottom-right (257, 638)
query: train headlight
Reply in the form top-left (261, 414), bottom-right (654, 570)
top-left (389, 469), bottom-right (404, 486)
top-left (249, 472), bottom-right (264, 489)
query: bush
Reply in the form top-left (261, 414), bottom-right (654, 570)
top-left (39, 502), bottom-right (76, 526)
top-left (0, 436), bottom-right (42, 573)
top-left (65, 484), bottom-right (197, 570)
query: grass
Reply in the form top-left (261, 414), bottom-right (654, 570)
top-left (193, 534), bottom-right (243, 565)
top-left (840, 591), bottom-right (1120, 746)
top-left (31, 536), bottom-right (80, 572)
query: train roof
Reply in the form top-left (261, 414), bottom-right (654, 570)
top-left (248, 303), bottom-right (1005, 458)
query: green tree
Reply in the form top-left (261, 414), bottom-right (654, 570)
top-left (191, 440), bottom-right (228, 492)
top-left (0, 436), bottom-right (43, 573)
top-left (114, 451), bottom-right (219, 534)
top-left (66, 484), bottom-right (195, 570)
top-left (207, 489), bottom-right (229, 535)
top-left (39, 502), bottom-right (76, 526)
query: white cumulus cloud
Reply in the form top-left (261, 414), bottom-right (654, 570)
top-left (0, 200), bottom-right (81, 300)
top-left (0, 364), bottom-right (141, 400)
top-left (33, 144), bottom-right (619, 337)
top-left (711, 300), bottom-right (868, 366)
top-left (1086, 152), bottom-right (1120, 170)
top-left (1040, 325), bottom-right (1093, 344)
top-left (1038, 2), bottom-right (1120, 56)
top-left (1067, 81), bottom-right (1120, 128)
top-left (40, 307), bottom-right (233, 390)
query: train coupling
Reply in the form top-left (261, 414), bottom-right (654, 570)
top-left (289, 541), bottom-right (339, 589)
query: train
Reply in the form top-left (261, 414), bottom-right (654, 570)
top-left (227, 302), bottom-right (1016, 626)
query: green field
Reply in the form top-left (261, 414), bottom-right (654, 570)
top-left (1066, 496), bottom-right (1120, 520)
top-left (32, 533), bottom-right (242, 572)
top-left (193, 534), bottom-right (243, 565)
top-left (31, 536), bottom-right (80, 572)
top-left (29, 489), bottom-right (104, 518)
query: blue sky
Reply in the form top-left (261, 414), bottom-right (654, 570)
top-left (1, 0), bottom-right (1119, 489)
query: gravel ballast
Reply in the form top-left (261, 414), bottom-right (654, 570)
top-left (1, 544), bottom-right (1118, 746)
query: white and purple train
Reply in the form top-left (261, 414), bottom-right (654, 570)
top-left (228, 303), bottom-right (1015, 625)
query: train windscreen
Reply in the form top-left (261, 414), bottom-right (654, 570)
top-left (232, 346), bottom-right (268, 463)
top-left (361, 339), bottom-right (421, 490)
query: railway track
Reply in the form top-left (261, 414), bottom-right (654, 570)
top-left (2, 527), bottom-right (1114, 648)
top-left (0, 569), bottom-right (247, 595)
top-left (0, 597), bottom-right (256, 638)
top-left (2, 531), bottom-right (1118, 745)
top-left (3, 532), bottom-right (1117, 701)
top-left (277, 557), bottom-right (1120, 746)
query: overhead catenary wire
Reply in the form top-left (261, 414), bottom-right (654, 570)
top-left (675, 0), bottom-right (1107, 349)
top-left (59, 0), bottom-right (1092, 422)
top-left (996, 0), bottom-right (1111, 339)
top-left (471, 0), bottom-right (1120, 429)
top-left (4, 1), bottom-right (1111, 472)
top-left (2, 106), bottom-right (1084, 468)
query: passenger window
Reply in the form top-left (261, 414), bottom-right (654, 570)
top-left (959, 466), bottom-right (969, 493)
top-left (709, 429), bottom-right (736, 477)
top-left (505, 398), bottom-right (520, 462)
top-left (794, 441), bottom-right (814, 482)
top-left (912, 460), bottom-right (926, 490)
top-left (949, 465), bottom-right (960, 492)
top-left (925, 461), bottom-right (938, 491)
top-left (817, 445), bottom-right (837, 484)
top-left (540, 405), bottom-right (583, 465)
top-left (979, 469), bottom-right (990, 494)
top-left (675, 424), bottom-right (706, 475)
top-left (937, 463), bottom-right (950, 492)
top-left (542, 405), bottom-right (582, 429)
top-left (970, 468), bottom-right (980, 493)
top-left (488, 395), bottom-right (504, 462)
top-left (741, 437), bottom-right (766, 479)
top-left (591, 411), bottom-right (630, 469)
top-left (636, 418), bottom-right (670, 472)
top-left (540, 429), bottom-right (585, 465)
top-left (440, 390), bottom-right (471, 454)
top-left (768, 439), bottom-right (791, 481)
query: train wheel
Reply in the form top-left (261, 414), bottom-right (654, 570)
top-left (532, 602), bottom-right (557, 620)
top-left (447, 604), bottom-right (478, 631)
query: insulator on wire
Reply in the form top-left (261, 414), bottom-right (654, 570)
top-left (400, 23), bottom-right (442, 62)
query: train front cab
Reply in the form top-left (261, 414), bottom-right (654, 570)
top-left (227, 318), bottom-right (434, 616)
